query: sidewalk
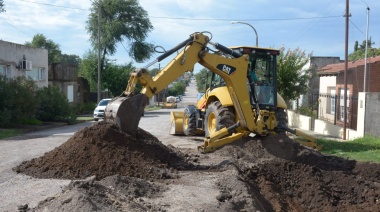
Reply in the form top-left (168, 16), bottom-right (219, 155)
top-left (17, 122), bottom-right (68, 133)
top-left (10, 114), bottom-right (94, 134)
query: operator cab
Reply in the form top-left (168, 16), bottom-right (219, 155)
top-left (231, 46), bottom-right (280, 110)
top-left (210, 46), bottom-right (280, 110)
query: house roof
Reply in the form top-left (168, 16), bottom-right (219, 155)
top-left (318, 56), bottom-right (380, 76)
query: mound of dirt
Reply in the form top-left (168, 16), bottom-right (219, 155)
top-left (13, 122), bottom-right (380, 211)
top-left (33, 175), bottom-right (164, 212)
top-left (216, 133), bottom-right (380, 211)
top-left (15, 122), bottom-right (189, 180)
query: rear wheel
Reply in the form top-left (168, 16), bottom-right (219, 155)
top-left (183, 107), bottom-right (196, 135)
top-left (275, 108), bottom-right (288, 133)
top-left (204, 101), bottom-right (235, 137)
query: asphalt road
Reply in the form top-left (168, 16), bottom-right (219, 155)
top-left (0, 79), bottom-right (201, 211)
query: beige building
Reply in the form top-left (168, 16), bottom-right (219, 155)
top-left (0, 40), bottom-right (48, 88)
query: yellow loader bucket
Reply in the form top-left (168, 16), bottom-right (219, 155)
top-left (104, 94), bottom-right (148, 137)
top-left (170, 111), bottom-right (184, 135)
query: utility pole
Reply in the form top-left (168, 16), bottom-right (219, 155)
top-left (97, 0), bottom-right (102, 102)
top-left (363, 4), bottom-right (370, 92)
top-left (343, 0), bottom-right (349, 140)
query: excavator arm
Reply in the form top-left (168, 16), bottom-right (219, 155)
top-left (104, 32), bottom-right (291, 152)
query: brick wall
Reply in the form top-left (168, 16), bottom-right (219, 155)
top-left (334, 60), bottom-right (380, 130)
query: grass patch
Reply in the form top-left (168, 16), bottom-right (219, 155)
top-left (316, 136), bottom-right (380, 163)
top-left (21, 117), bottom-right (43, 125)
top-left (145, 106), bottom-right (162, 111)
top-left (0, 129), bottom-right (21, 139)
top-left (77, 116), bottom-right (94, 121)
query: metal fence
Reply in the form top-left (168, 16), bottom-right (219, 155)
top-left (295, 93), bottom-right (358, 130)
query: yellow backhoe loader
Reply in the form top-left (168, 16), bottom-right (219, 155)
top-left (162, 96), bottom-right (178, 109)
top-left (105, 32), bottom-right (316, 152)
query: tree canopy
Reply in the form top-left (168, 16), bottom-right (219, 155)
top-left (0, 0), bottom-right (5, 13)
top-left (25, 34), bottom-right (62, 63)
top-left (61, 54), bottom-right (82, 64)
top-left (168, 81), bottom-right (186, 96)
top-left (277, 47), bottom-right (311, 105)
top-left (25, 34), bottom-right (81, 64)
top-left (195, 68), bottom-right (211, 92)
top-left (86, 0), bottom-right (154, 64)
top-left (349, 39), bottom-right (380, 61)
top-left (103, 62), bottom-right (140, 96)
top-left (79, 50), bottom-right (141, 96)
top-left (79, 50), bottom-right (99, 91)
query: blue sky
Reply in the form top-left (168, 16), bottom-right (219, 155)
top-left (0, 0), bottom-right (379, 71)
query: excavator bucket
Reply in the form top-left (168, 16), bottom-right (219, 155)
top-left (104, 94), bottom-right (149, 137)
top-left (169, 111), bottom-right (184, 135)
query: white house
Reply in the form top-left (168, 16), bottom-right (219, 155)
top-left (289, 56), bottom-right (341, 110)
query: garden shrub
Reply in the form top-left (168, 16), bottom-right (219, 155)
top-left (35, 85), bottom-right (77, 123)
top-left (0, 76), bottom-right (38, 127)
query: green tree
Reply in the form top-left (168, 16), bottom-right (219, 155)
top-left (277, 47), bottom-right (311, 106)
top-left (168, 81), bottom-right (186, 96)
top-left (349, 39), bottom-right (380, 61)
top-left (79, 50), bottom-right (101, 91)
top-left (0, 0), bottom-right (5, 13)
top-left (61, 54), bottom-right (82, 64)
top-left (86, 0), bottom-right (154, 69)
top-left (79, 50), bottom-right (141, 95)
top-left (195, 68), bottom-right (211, 92)
top-left (354, 41), bottom-right (359, 52)
top-left (24, 34), bottom-right (62, 63)
top-left (103, 62), bottom-right (142, 96)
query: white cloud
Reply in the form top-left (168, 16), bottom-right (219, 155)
top-left (0, 0), bottom-right (379, 67)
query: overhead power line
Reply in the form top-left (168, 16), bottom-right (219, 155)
top-left (0, 16), bottom-right (33, 37)
top-left (349, 20), bottom-right (365, 36)
top-left (14, 1), bottom-right (342, 22)
top-left (16, 0), bottom-right (87, 11)
top-left (149, 15), bottom-right (342, 22)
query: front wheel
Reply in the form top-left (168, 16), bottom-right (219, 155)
top-left (204, 101), bottom-right (235, 137)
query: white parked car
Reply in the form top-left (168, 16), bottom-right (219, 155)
top-left (93, 98), bottom-right (111, 121)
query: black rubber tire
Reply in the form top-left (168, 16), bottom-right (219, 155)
top-left (183, 107), bottom-right (197, 136)
top-left (94, 118), bottom-right (98, 121)
top-left (204, 101), bottom-right (235, 137)
top-left (275, 108), bottom-right (288, 133)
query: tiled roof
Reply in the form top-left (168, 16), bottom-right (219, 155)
top-left (318, 56), bottom-right (380, 76)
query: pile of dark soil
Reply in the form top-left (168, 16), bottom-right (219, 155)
top-left (216, 133), bottom-right (380, 211)
top-left (33, 175), bottom-right (164, 212)
top-left (13, 122), bottom-right (380, 211)
top-left (15, 122), bottom-right (189, 180)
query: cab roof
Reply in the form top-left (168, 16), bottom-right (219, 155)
top-left (228, 46), bottom-right (280, 55)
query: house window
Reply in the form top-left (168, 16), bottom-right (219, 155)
top-left (330, 88), bottom-right (335, 115)
top-left (0, 65), bottom-right (11, 78)
top-left (26, 68), bottom-right (45, 81)
top-left (339, 89), bottom-right (350, 121)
